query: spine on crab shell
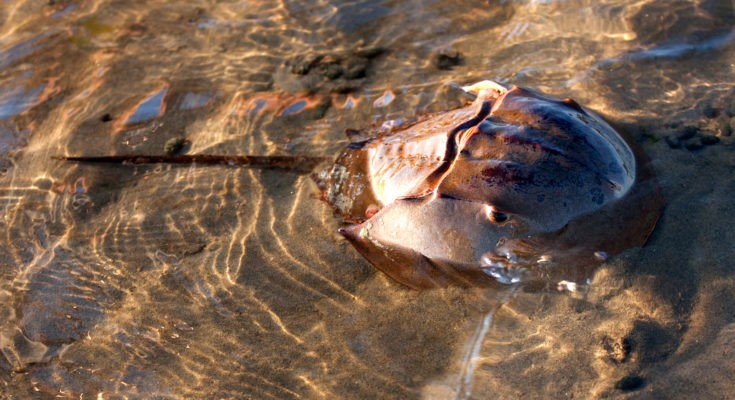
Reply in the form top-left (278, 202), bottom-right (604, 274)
top-left (54, 154), bottom-right (330, 173)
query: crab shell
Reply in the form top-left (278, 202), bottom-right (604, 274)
top-left (318, 81), bottom-right (662, 289)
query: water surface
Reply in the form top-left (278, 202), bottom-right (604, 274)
top-left (0, 1), bottom-right (734, 398)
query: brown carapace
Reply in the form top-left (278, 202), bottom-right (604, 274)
top-left (314, 81), bottom-right (662, 289)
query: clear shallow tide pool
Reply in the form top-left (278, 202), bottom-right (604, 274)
top-left (0, 1), bottom-right (734, 398)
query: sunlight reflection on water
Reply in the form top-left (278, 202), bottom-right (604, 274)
top-left (0, 0), bottom-right (734, 398)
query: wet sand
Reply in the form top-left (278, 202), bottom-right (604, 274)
top-left (0, 0), bottom-right (734, 398)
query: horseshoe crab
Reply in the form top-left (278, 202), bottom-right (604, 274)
top-left (314, 81), bottom-right (662, 289)
top-left (60, 80), bottom-right (662, 289)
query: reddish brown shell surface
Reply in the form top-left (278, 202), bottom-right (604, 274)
top-left (318, 81), bottom-right (662, 289)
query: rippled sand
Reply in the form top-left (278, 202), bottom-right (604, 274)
top-left (0, 0), bottom-right (734, 398)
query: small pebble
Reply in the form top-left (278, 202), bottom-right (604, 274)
top-left (164, 137), bottom-right (188, 155)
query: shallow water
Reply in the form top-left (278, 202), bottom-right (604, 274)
top-left (0, 0), bottom-right (734, 398)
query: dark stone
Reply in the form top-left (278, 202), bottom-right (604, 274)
top-left (616, 375), bottom-right (645, 391)
top-left (702, 105), bottom-right (719, 119)
top-left (285, 46), bottom-right (384, 95)
top-left (700, 135), bottom-right (720, 145)
top-left (100, 113), bottom-right (113, 122)
top-left (435, 51), bottom-right (463, 70)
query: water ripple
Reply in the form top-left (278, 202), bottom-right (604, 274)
top-left (0, 0), bottom-right (733, 398)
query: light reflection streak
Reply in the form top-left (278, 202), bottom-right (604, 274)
top-left (373, 90), bottom-right (395, 108)
top-left (260, 195), bottom-right (347, 305)
top-left (246, 285), bottom-right (304, 345)
top-left (332, 93), bottom-right (361, 109)
top-left (122, 85), bottom-right (169, 125)
top-left (454, 288), bottom-right (517, 400)
top-left (221, 169), bottom-right (263, 286)
top-left (266, 190), bottom-right (361, 309)
top-left (284, 175), bottom-right (362, 304)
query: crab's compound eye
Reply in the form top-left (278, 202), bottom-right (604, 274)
top-left (484, 205), bottom-right (509, 224)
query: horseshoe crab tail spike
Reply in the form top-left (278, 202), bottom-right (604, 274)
top-left (55, 154), bottom-right (329, 174)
